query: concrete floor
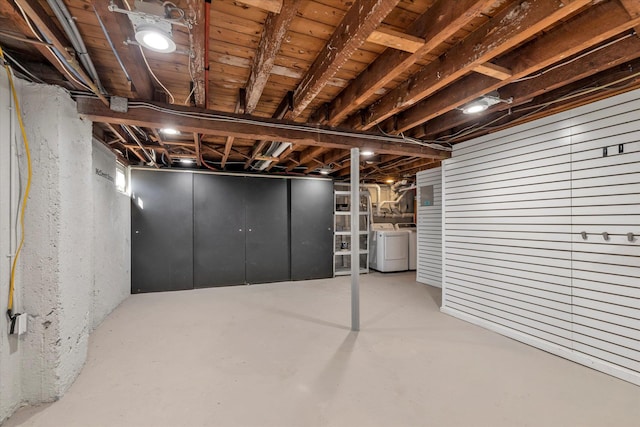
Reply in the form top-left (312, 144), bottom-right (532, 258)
top-left (5, 272), bottom-right (640, 427)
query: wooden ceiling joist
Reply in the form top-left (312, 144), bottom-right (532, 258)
top-left (439, 65), bottom-right (640, 145)
top-left (187, 0), bottom-right (206, 108)
top-left (234, 0), bottom-right (283, 14)
top-left (619, 0), bottom-right (640, 35)
top-left (288, 0), bottom-right (400, 119)
top-left (244, 0), bottom-right (302, 114)
top-left (366, 27), bottom-right (426, 53)
top-left (311, 0), bottom-right (496, 127)
top-left (245, 90), bottom-right (292, 168)
top-left (393, 0), bottom-right (640, 135)
top-left (474, 63), bottom-right (513, 81)
top-left (76, 98), bottom-right (448, 159)
top-left (15, 0), bottom-right (108, 105)
top-left (93, 134), bottom-right (130, 165)
top-left (0, 1), bottom-right (81, 90)
top-left (222, 88), bottom-right (246, 168)
top-left (193, 133), bottom-right (202, 166)
top-left (91, 0), bottom-right (155, 100)
top-left (285, 146), bottom-right (325, 172)
top-left (417, 38), bottom-right (640, 141)
top-left (264, 0), bottom-right (399, 169)
top-left (304, 149), bottom-right (348, 175)
top-left (351, 0), bottom-right (593, 131)
top-left (266, 144), bottom-right (295, 171)
top-left (152, 129), bottom-right (174, 164)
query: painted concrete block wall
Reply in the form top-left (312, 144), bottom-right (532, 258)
top-left (0, 64), bottom-right (24, 425)
top-left (0, 80), bottom-right (131, 423)
top-left (92, 141), bottom-right (131, 330)
top-left (19, 83), bottom-right (93, 401)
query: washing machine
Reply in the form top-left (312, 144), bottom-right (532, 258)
top-left (396, 223), bottom-right (417, 271)
top-left (369, 223), bottom-right (409, 272)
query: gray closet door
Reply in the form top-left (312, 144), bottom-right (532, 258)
top-left (193, 174), bottom-right (246, 287)
top-left (131, 170), bottom-right (193, 293)
top-left (290, 179), bottom-right (334, 280)
top-left (245, 177), bottom-right (290, 284)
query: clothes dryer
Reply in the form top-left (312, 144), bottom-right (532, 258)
top-left (395, 223), bottom-right (417, 270)
top-left (369, 223), bottom-right (409, 272)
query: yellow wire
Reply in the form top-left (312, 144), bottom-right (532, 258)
top-left (1, 45), bottom-right (33, 315)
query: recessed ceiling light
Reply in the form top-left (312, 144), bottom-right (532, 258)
top-left (160, 128), bottom-right (179, 135)
top-left (180, 159), bottom-right (194, 164)
top-left (135, 24), bottom-right (176, 53)
top-left (361, 150), bottom-right (374, 157)
top-left (319, 169), bottom-right (331, 175)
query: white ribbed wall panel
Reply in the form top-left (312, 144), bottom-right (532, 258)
top-left (442, 89), bottom-right (640, 386)
top-left (416, 168), bottom-right (442, 287)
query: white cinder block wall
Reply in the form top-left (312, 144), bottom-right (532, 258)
top-left (0, 62), bottom-right (23, 426)
top-left (92, 143), bottom-right (131, 329)
top-left (0, 79), bottom-right (130, 423)
top-left (440, 88), bottom-right (640, 386)
top-left (416, 168), bottom-right (442, 288)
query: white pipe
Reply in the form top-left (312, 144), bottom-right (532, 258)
top-left (360, 184), bottom-right (381, 215)
top-left (350, 148), bottom-right (360, 332)
top-left (378, 185), bottom-right (417, 212)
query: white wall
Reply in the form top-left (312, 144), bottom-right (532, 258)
top-left (92, 142), bottom-right (131, 330)
top-left (416, 168), bottom-right (442, 288)
top-left (441, 88), bottom-right (640, 386)
top-left (0, 79), bottom-right (130, 423)
top-left (0, 61), bottom-right (24, 425)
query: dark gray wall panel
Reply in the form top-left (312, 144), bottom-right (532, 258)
top-left (245, 177), bottom-right (290, 284)
top-left (290, 179), bottom-right (334, 280)
top-left (193, 174), bottom-right (246, 287)
top-left (131, 170), bottom-right (193, 293)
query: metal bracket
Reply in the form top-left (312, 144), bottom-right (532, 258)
top-left (602, 232), bottom-right (609, 241)
top-left (580, 231), bottom-right (588, 240)
top-left (628, 232), bottom-right (635, 242)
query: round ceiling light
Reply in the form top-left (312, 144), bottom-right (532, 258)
top-left (160, 128), bottom-right (179, 135)
top-left (462, 99), bottom-right (489, 114)
top-left (361, 150), bottom-right (374, 157)
top-left (135, 25), bottom-right (176, 53)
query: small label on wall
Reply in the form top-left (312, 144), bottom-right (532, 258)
top-left (95, 168), bottom-right (114, 183)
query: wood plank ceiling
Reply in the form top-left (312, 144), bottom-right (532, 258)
top-left (1, 0), bottom-right (640, 182)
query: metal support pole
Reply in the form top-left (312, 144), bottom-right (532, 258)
top-left (350, 147), bottom-right (360, 331)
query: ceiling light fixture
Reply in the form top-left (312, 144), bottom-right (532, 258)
top-left (319, 168), bottom-right (331, 175)
top-left (134, 24), bottom-right (176, 53)
top-left (460, 91), bottom-right (512, 115)
top-left (180, 159), bottom-right (194, 164)
top-left (109, 1), bottom-right (189, 55)
top-left (361, 150), bottom-right (374, 157)
top-left (160, 128), bottom-right (179, 135)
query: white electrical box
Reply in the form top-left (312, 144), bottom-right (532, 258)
top-left (10, 313), bottom-right (28, 335)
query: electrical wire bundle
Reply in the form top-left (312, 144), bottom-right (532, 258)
top-left (1, 45), bottom-right (33, 332)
